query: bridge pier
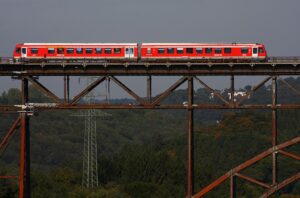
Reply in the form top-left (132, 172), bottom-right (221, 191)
top-left (187, 77), bottom-right (194, 198)
top-left (272, 76), bottom-right (278, 186)
top-left (20, 78), bottom-right (30, 198)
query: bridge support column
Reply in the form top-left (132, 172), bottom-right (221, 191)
top-left (20, 78), bottom-right (30, 198)
top-left (147, 75), bottom-right (152, 103)
top-left (272, 76), bottom-right (278, 185)
top-left (230, 174), bottom-right (236, 198)
top-left (230, 75), bottom-right (235, 105)
top-left (187, 77), bottom-right (194, 198)
top-left (64, 75), bottom-right (70, 103)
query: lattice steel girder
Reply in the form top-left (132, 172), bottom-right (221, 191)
top-left (1, 72), bottom-right (300, 197)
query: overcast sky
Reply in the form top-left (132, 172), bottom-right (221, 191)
top-left (1, 0), bottom-right (300, 98)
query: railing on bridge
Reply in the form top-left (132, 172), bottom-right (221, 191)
top-left (0, 57), bottom-right (13, 64)
top-left (268, 56), bottom-right (300, 63)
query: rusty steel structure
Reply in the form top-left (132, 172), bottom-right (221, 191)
top-left (0, 58), bottom-right (300, 198)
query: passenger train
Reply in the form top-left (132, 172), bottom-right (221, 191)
top-left (13, 43), bottom-right (267, 63)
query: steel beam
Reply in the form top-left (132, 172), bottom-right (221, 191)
top-left (147, 75), bottom-right (152, 102)
top-left (230, 174), bottom-right (236, 198)
top-left (25, 76), bottom-right (62, 103)
top-left (0, 117), bottom-right (21, 154)
top-left (63, 75), bottom-right (70, 103)
top-left (236, 76), bottom-right (272, 105)
top-left (4, 103), bottom-right (300, 112)
top-left (151, 76), bottom-right (187, 106)
top-left (278, 150), bottom-right (300, 161)
top-left (19, 78), bottom-right (30, 198)
top-left (272, 76), bottom-right (277, 186)
top-left (235, 173), bottom-right (271, 189)
top-left (193, 136), bottom-right (300, 198)
top-left (109, 76), bottom-right (144, 104)
top-left (187, 77), bottom-right (194, 198)
top-left (279, 78), bottom-right (300, 95)
top-left (0, 175), bottom-right (19, 179)
top-left (194, 76), bottom-right (229, 105)
top-left (230, 75), bottom-right (235, 106)
top-left (70, 76), bottom-right (106, 104)
top-left (260, 173), bottom-right (300, 198)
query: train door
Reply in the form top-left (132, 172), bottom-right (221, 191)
top-left (252, 47), bottom-right (258, 58)
top-left (125, 47), bottom-right (134, 58)
top-left (21, 47), bottom-right (27, 58)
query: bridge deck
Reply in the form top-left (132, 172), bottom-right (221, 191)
top-left (0, 57), bottom-right (300, 75)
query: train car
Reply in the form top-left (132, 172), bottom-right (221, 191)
top-left (140, 43), bottom-right (267, 62)
top-left (13, 43), bottom-right (138, 62)
top-left (13, 42), bottom-right (267, 63)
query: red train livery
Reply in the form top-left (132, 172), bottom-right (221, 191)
top-left (13, 43), bottom-right (267, 62)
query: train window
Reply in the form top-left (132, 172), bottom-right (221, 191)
top-left (215, 48), bottom-right (222, 54)
top-left (31, 48), bottom-right (38, 54)
top-left (253, 48), bottom-right (258, 54)
top-left (22, 48), bottom-right (26, 54)
top-left (196, 48), bottom-right (203, 54)
top-left (66, 48), bottom-right (74, 54)
top-left (48, 48), bottom-right (55, 54)
top-left (177, 48), bottom-right (184, 54)
top-left (15, 48), bottom-right (21, 54)
top-left (186, 48), bottom-right (194, 54)
top-left (114, 48), bottom-right (121, 54)
top-left (241, 48), bottom-right (248, 54)
top-left (105, 48), bottom-right (112, 54)
top-left (259, 47), bottom-right (264, 53)
top-left (76, 48), bottom-right (83, 54)
top-left (158, 48), bottom-right (165, 54)
top-left (57, 48), bottom-right (64, 54)
top-left (86, 48), bottom-right (93, 54)
top-left (224, 48), bottom-right (231, 54)
top-left (95, 48), bottom-right (102, 54)
top-left (167, 48), bottom-right (174, 54)
top-left (147, 48), bottom-right (152, 54)
top-left (205, 48), bottom-right (212, 54)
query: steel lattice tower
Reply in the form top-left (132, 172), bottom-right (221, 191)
top-left (82, 77), bottom-right (98, 188)
top-left (82, 108), bottom-right (98, 188)
top-left (80, 77), bottom-right (110, 188)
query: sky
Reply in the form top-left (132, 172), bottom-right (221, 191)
top-left (0, 0), bottom-right (300, 98)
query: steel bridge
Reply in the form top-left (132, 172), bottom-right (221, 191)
top-left (0, 57), bottom-right (300, 198)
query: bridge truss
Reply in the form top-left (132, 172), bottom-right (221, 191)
top-left (0, 59), bottom-right (299, 198)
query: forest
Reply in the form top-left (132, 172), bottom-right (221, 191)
top-left (0, 77), bottom-right (299, 198)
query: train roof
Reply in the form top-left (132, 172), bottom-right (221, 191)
top-left (142, 43), bottom-right (263, 46)
top-left (21, 43), bottom-right (138, 46)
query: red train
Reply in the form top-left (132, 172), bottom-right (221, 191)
top-left (13, 43), bottom-right (267, 62)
